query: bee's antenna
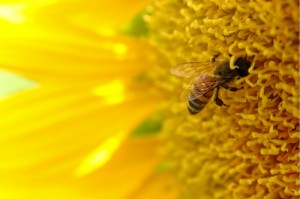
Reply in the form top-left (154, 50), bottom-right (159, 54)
top-left (244, 54), bottom-right (248, 60)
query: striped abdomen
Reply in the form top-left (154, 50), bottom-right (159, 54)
top-left (187, 75), bottom-right (216, 115)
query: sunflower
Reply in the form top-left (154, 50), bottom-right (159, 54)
top-left (0, 1), bottom-right (178, 199)
top-left (1, 0), bottom-right (299, 199)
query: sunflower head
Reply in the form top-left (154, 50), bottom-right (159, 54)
top-left (146, 0), bottom-right (299, 198)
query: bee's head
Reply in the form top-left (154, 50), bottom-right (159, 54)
top-left (234, 57), bottom-right (251, 77)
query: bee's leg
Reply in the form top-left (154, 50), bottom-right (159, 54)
top-left (214, 87), bottom-right (229, 107)
top-left (221, 83), bottom-right (242, 92)
top-left (212, 53), bottom-right (220, 62)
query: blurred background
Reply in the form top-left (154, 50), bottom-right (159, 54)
top-left (0, 1), bottom-right (178, 198)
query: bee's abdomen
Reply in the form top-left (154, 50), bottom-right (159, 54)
top-left (187, 86), bottom-right (213, 115)
top-left (188, 98), bottom-right (205, 115)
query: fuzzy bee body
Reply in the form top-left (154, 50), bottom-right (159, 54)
top-left (171, 57), bottom-right (251, 115)
top-left (187, 75), bottom-right (215, 114)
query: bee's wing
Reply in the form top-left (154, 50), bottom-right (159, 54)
top-left (170, 61), bottom-right (219, 79)
top-left (180, 75), bottom-right (220, 101)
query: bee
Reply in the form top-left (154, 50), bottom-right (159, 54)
top-left (171, 56), bottom-right (251, 115)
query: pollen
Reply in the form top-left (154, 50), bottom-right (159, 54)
top-left (147, 0), bottom-right (299, 198)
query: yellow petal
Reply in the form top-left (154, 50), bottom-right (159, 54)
top-left (0, 136), bottom-right (165, 199)
top-left (0, 1), bottom-right (171, 198)
top-left (74, 130), bottom-right (128, 177)
top-left (0, 35), bottom-right (154, 84)
top-left (127, 171), bottom-right (179, 199)
top-left (0, 82), bottom-right (161, 169)
top-left (0, 0), bottom-right (154, 84)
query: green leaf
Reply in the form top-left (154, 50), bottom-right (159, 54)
top-left (131, 111), bottom-right (163, 137)
top-left (122, 9), bottom-right (150, 38)
top-left (154, 161), bottom-right (174, 173)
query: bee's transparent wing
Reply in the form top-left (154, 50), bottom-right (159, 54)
top-left (179, 82), bottom-right (197, 101)
top-left (179, 75), bottom-right (219, 101)
top-left (170, 62), bottom-right (219, 79)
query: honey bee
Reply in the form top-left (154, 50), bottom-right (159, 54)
top-left (171, 56), bottom-right (251, 115)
